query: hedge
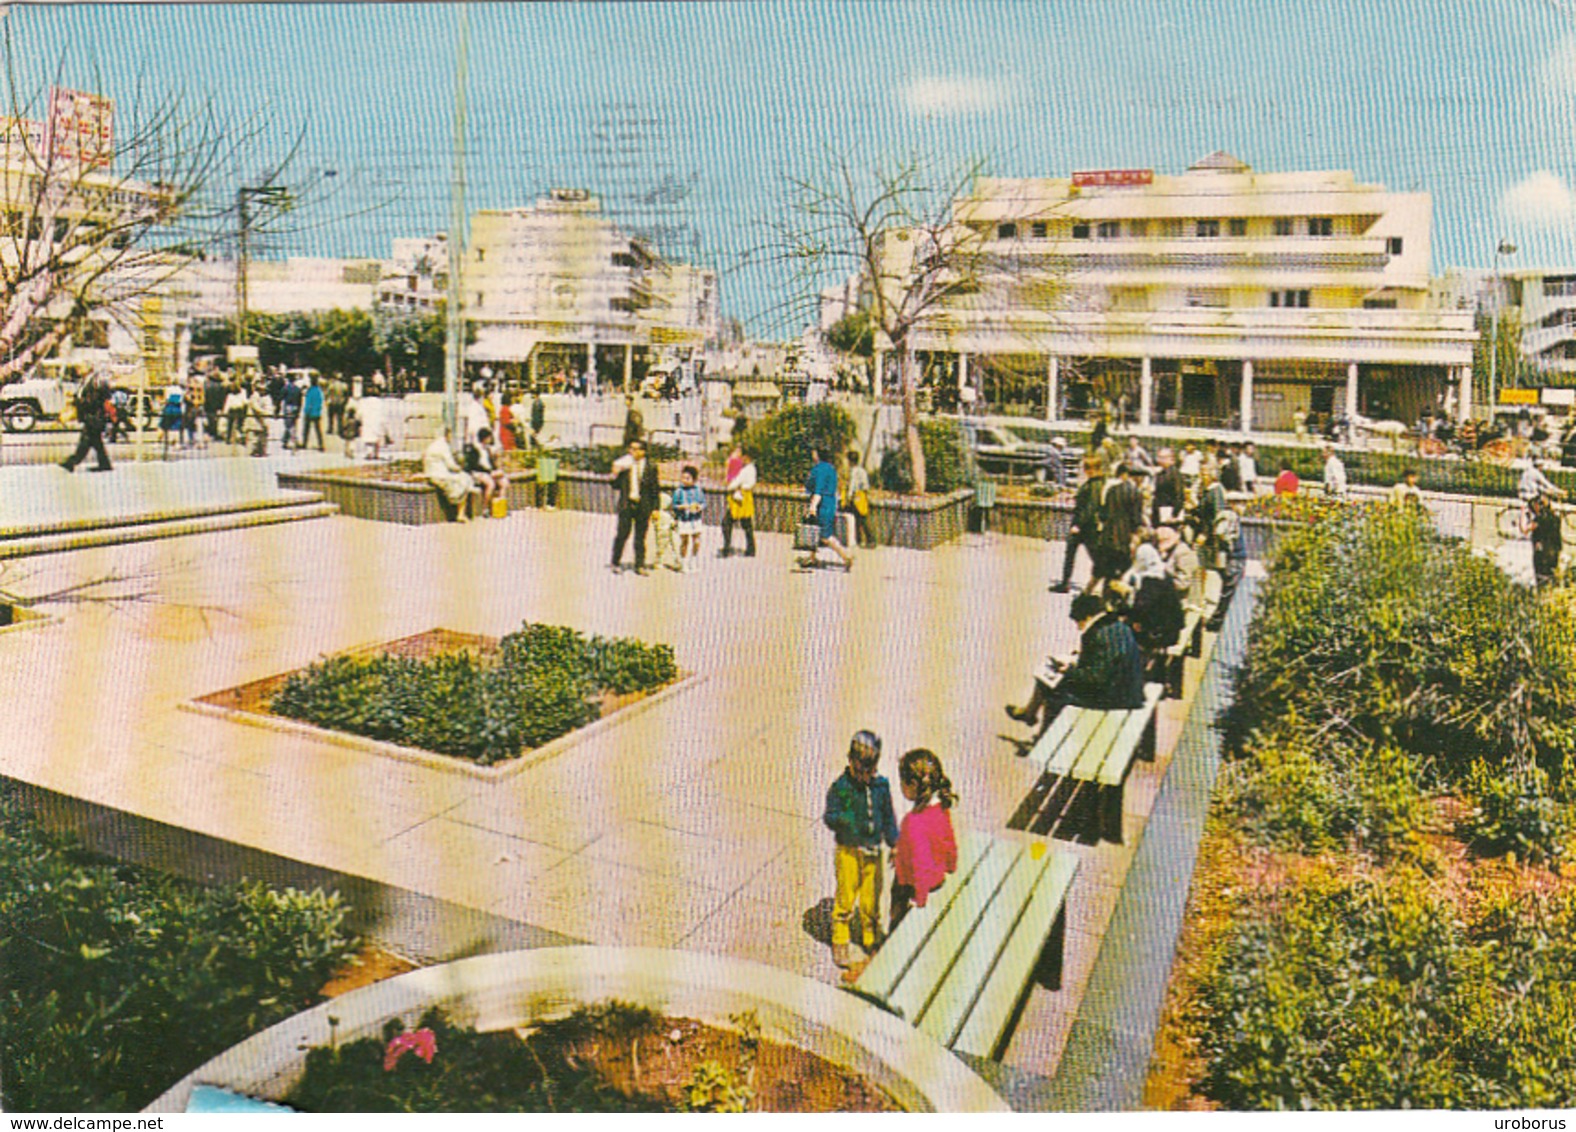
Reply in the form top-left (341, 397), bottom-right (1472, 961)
top-left (0, 788), bottom-right (356, 1112)
top-left (739, 403), bottom-right (857, 488)
top-left (877, 419), bottom-right (977, 495)
top-left (271, 621), bottom-right (678, 765)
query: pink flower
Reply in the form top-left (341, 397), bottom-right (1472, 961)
top-left (383, 1028), bottom-right (438, 1072)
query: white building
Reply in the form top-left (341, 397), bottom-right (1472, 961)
top-left (860, 153), bottom-right (1478, 432)
top-left (376, 235), bottom-right (448, 313)
top-left (463, 188), bottom-right (719, 388)
top-left (1501, 270), bottom-right (1576, 382)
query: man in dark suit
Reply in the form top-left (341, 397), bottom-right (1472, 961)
top-left (1051, 455), bottom-right (1105, 592)
top-left (1097, 463), bottom-right (1146, 580)
top-left (1006, 590), bottom-right (1146, 737)
top-left (1151, 447), bottom-right (1185, 527)
top-left (60, 376), bottom-right (113, 473)
top-left (610, 439), bottom-right (661, 574)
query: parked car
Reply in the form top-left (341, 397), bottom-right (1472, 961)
top-left (0, 375), bottom-right (77, 432)
top-left (958, 420), bottom-right (1082, 484)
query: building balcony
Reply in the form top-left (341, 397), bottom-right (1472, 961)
top-left (1524, 321), bottom-right (1576, 358)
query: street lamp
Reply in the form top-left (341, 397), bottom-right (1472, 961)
top-left (1490, 239), bottom-right (1518, 421)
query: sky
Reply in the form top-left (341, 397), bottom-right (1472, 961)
top-left (9, 0), bottom-right (1576, 332)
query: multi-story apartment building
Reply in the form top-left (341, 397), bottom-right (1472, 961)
top-left (376, 235), bottom-right (449, 314)
top-left (1501, 270), bottom-right (1576, 382)
top-left (463, 188), bottom-right (719, 387)
top-left (857, 152), bottom-right (1478, 432)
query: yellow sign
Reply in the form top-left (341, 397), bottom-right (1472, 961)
top-left (648, 326), bottom-right (701, 345)
top-left (1498, 388), bottom-right (1538, 405)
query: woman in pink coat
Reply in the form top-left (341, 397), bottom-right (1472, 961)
top-left (890, 749), bottom-right (958, 932)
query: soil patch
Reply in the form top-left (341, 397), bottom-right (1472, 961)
top-left (320, 945), bottom-right (420, 999)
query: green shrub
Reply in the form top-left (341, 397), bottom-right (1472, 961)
top-left (1462, 760), bottom-right (1575, 865)
top-left (740, 402), bottom-right (857, 487)
top-left (877, 419), bottom-right (976, 495)
top-left (273, 622), bottom-right (677, 765)
top-left (287, 1008), bottom-right (675, 1113)
top-left (1237, 504), bottom-right (1576, 788)
top-left (0, 790), bottom-right (355, 1112)
top-left (1198, 866), bottom-right (1576, 1109)
top-left (1249, 440), bottom-right (1576, 501)
top-left (525, 443), bottom-right (679, 475)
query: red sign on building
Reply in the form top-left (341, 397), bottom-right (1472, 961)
top-left (1071, 169), bottom-right (1153, 188)
top-left (46, 87), bottom-right (114, 169)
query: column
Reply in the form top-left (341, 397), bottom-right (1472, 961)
top-left (1239, 359), bottom-right (1254, 434)
top-left (528, 348), bottom-right (538, 389)
top-left (872, 348), bottom-right (886, 394)
top-left (1139, 356), bottom-right (1153, 427)
top-left (585, 342), bottom-right (595, 391)
top-left (1457, 364), bottom-right (1472, 422)
top-left (1345, 362), bottom-right (1359, 422)
top-left (1046, 355), bottom-right (1060, 422)
top-left (958, 352), bottom-right (970, 398)
top-left (623, 343), bottom-right (633, 392)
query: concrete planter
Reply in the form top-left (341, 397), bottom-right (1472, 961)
top-left (989, 497), bottom-right (1074, 542)
top-left (145, 946), bottom-right (1007, 1114)
top-left (277, 470), bottom-right (536, 525)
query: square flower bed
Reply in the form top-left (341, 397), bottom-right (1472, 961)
top-left (188, 624), bottom-right (689, 778)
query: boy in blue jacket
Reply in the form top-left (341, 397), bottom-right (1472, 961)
top-left (823, 729), bottom-right (899, 968)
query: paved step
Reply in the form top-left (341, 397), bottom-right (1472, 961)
top-left (0, 491), bottom-right (323, 542)
top-left (0, 501), bottom-right (339, 559)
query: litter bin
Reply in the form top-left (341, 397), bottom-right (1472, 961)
top-left (971, 480), bottom-right (997, 533)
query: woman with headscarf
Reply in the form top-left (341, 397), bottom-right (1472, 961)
top-left (1112, 538), bottom-right (1185, 652)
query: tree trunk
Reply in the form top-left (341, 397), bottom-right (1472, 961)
top-left (899, 344), bottom-right (927, 495)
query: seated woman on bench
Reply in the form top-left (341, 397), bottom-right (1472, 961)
top-left (1110, 537), bottom-right (1185, 653)
top-left (1006, 590), bottom-right (1145, 737)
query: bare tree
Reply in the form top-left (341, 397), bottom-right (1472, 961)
top-left (771, 151), bottom-right (1070, 493)
top-left (0, 32), bottom-right (352, 384)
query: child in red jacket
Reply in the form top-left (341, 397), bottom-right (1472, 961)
top-left (890, 748), bottom-right (958, 933)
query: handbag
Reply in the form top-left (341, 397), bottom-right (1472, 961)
top-left (793, 520), bottom-right (821, 551)
top-left (852, 490), bottom-right (870, 518)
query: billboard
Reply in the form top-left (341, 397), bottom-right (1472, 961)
top-left (46, 87), bottom-right (114, 169)
top-left (1071, 168), bottom-right (1154, 188)
top-left (0, 117), bottom-right (45, 166)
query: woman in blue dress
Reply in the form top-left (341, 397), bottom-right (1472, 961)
top-left (801, 446), bottom-right (853, 571)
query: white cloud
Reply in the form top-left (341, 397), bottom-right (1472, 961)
top-left (899, 76), bottom-right (1009, 115)
top-left (1499, 170), bottom-right (1576, 226)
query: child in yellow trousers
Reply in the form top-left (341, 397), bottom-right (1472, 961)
top-left (822, 730), bottom-right (899, 969)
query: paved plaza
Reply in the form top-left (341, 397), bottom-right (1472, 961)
top-left (0, 460), bottom-right (1243, 1078)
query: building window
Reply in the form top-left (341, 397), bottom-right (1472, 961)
top-left (1031, 221), bottom-right (1047, 238)
top-left (1071, 223), bottom-right (1091, 239)
top-left (1128, 219), bottom-right (1149, 237)
top-left (1273, 217), bottom-right (1293, 236)
top-left (1185, 288), bottom-right (1229, 308)
top-left (1195, 219), bottom-right (1220, 238)
top-left (475, 292), bottom-right (484, 308)
top-left (1387, 236), bottom-right (1404, 255)
top-left (1270, 289), bottom-right (1310, 308)
top-left (1307, 217), bottom-right (1334, 237)
top-left (1228, 217), bottom-right (1248, 237)
top-left (1363, 298), bottom-right (1398, 309)
top-left (1161, 218), bottom-right (1184, 238)
top-left (998, 222), bottom-right (1017, 239)
top-left (1097, 220), bottom-right (1121, 239)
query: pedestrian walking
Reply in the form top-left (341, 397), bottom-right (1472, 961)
top-left (1152, 447), bottom-right (1184, 527)
top-left (610, 439), bottom-right (660, 574)
top-left (223, 381), bottom-right (249, 444)
top-left (1531, 494), bottom-right (1563, 587)
top-left (301, 374), bottom-right (326, 451)
top-left (1051, 456), bottom-right (1105, 592)
top-left (203, 368), bottom-right (226, 443)
top-left (801, 445), bottom-right (853, 571)
top-left (279, 374), bottom-right (302, 451)
top-left (158, 382), bottom-right (184, 458)
top-left (59, 375), bottom-right (113, 473)
top-left (1097, 463), bottom-right (1146, 580)
top-left (325, 374), bottom-right (349, 439)
top-left (822, 730), bottom-right (898, 969)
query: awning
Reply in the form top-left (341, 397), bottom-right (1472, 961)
top-left (466, 326), bottom-right (542, 363)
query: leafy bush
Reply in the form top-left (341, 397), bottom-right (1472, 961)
top-left (0, 789), bottom-right (355, 1112)
top-left (1236, 504), bottom-right (1576, 790)
top-left (1198, 866), bottom-right (1576, 1109)
top-left (740, 402), bottom-right (857, 487)
top-left (1225, 723), bottom-right (1431, 859)
top-left (509, 443), bottom-right (679, 475)
top-left (1250, 440), bottom-right (1576, 501)
top-left (273, 622), bottom-right (678, 765)
top-left (287, 1008), bottom-right (676, 1113)
top-left (877, 419), bottom-right (976, 495)
top-left (1462, 760), bottom-right (1575, 865)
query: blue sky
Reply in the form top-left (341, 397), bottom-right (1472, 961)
top-left (10, 0), bottom-right (1576, 331)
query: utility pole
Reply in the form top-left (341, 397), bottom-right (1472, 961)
top-left (234, 185), bottom-right (289, 349)
top-left (1490, 239), bottom-right (1517, 422)
top-left (444, 4), bottom-right (469, 452)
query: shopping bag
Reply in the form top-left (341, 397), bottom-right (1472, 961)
top-left (793, 521), bottom-right (821, 551)
top-left (491, 496), bottom-right (509, 519)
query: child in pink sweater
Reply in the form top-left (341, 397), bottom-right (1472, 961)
top-left (890, 748), bottom-right (958, 932)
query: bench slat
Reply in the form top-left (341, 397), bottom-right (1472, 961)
top-left (885, 839), bottom-right (1020, 1023)
top-left (1045, 709), bottom-right (1104, 777)
top-left (1026, 707), bottom-right (1081, 772)
top-left (1070, 709), bottom-right (1128, 780)
top-left (1097, 683), bottom-right (1165, 787)
top-left (951, 852), bottom-right (1080, 1060)
top-left (917, 844), bottom-right (1048, 1047)
top-left (852, 832), bottom-right (992, 1004)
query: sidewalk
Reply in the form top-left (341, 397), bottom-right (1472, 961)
top-left (0, 451), bottom-right (350, 535)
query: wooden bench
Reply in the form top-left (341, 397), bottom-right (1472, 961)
top-left (1009, 682), bottom-right (1165, 844)
top-left (848, 832), bottom-right (1078, 1061)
